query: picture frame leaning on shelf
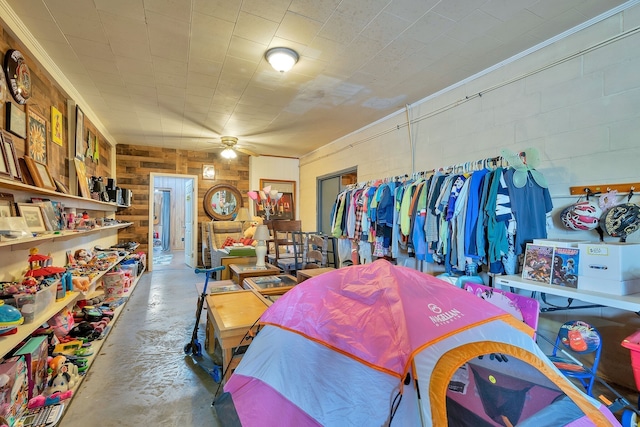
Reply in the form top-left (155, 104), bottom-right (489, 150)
top-left (1, 130), bottom-right (22, 182)
top-left (16, 203), bottom-right (47, 233)
top-left (23, 156), bottom-right (56, 191)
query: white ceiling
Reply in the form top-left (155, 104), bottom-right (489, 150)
top-left (1, 0), bottom-right (629, 157)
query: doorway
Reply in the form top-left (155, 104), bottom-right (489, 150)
top-left (316, 168), bottom-right (357, 233)
top-left (148, 173), bottom-right (198, 271)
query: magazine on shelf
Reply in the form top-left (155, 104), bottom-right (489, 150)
top-left (521, 244), bottom-right (554, 284)
top-left (550, 247), bottom-right (579, 288)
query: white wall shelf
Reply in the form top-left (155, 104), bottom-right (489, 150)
top-left (495, 275), bottom-right (640, 313)
top-left (0, 177), bottom-right (118, 212)
top-left (0, 223), bottom-right (132, 250)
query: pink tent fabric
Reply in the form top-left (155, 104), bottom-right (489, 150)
top-left (219, 260), bottom-right (620, 426)
top-left (261, 260), bottom-right (509, 375)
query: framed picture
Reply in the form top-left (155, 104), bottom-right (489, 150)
top-left (23, 156), bottom-right (56, 190)
top-left (258, 179), bottom-right (296, 219)
top-left (0, 138), bottom-right (11, 179)
top-left (33, 200), bottom-right (59, 231)
top-left (89, 131), bottom-right (99, 163)
top-left (0, 193), bottom-right (16, 217)
top-left (1, 131), bottom-right (22, 181)
top-left (74, 157), bottom-right (90, 198)
top-left (5, 102), bottom-right (26, 139)
top-left (0, 201), bottom-right (13, 217)
top-left (277, 192), bottom-right (295, 220)
top-left (75, 105), bottom-right (85, 160)
top-left (27, 106), bottom-right (48, 164)
top-left (202, 164), bottom-right (215, 179)
top-left (17, 203), bottom-right (47, 233)
top-left (51, 106), bottom-right (63, 146)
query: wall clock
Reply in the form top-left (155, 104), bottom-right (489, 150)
top-left (3, 49), bottom-right (32, 105)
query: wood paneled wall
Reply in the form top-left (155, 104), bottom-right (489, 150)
top-left (114, 144), bottom-right (250, 261)
top-left (0, 26), bottom-right (112, 191)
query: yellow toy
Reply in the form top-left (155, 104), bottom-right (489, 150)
top-left (243, 216), bottom-right (264, 239)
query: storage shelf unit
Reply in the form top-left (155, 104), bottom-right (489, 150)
top-left (0, 177), bottom-right (136, 361)
top-left (0, 292), bottom-right (79, 358)
top-left (0, 253), bottom-right (140, 359)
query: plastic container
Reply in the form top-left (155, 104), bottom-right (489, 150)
top-left (621, 330), bottom-right (640, 391)
top-left (14, 294), bottom-right (36, 323)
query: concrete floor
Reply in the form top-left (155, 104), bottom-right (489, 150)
top-left (59, 252), bottom-right (223, 427)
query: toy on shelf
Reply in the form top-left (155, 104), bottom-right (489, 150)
top-left (73, 249), bottom-right (93, 266)
top-left (0, 301), bottom-right (23, 334)
top-left (27, 390), bottom-right (72, 409)
top-left (25, 248), bottom-right (65, 279)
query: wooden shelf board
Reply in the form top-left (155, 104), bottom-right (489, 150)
top-left (0, 223), bottom-right (132, 250)
top-left (0, 292), bottom-right (79, 356)
top-left (0, 177), bottom-right (119, 211)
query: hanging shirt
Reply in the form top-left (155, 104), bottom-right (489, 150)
top-left (425, 173), bottom-right (445, 244)
top-left (464, 168), bottom-right (490, 259)
top-left (485, 168), bottom-right (508, 273)
top-left (504, 168), bottom-right (553, 255)
top-left (475, 170), bottom-right (494, 264)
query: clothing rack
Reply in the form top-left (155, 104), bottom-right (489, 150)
top-left (346, 155), bottom-right (504, 190)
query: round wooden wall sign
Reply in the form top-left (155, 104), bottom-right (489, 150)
top-left (4, 49), bottom-right (32, 105)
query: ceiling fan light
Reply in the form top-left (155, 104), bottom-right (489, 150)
top-left (221, 147), bottom-right (237, 159)
top-left (265, 47), bottom-right (299, 73)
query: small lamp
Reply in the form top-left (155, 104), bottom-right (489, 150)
top-left (234, 207), bottom-right (250, 232)
top-left (253, 225), bottom-right (270, 267)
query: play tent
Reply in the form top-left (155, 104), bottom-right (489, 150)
top-left (215, 260), bottom-right (620, 426)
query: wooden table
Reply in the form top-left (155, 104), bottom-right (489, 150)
top-left (205, 290), bottom-right (271, 383)
top-left (243, 274), bottom-right (298, 296)
top-left (229, 262), bottom-right (279, 284)
top-left (296, 267), bottom-right (336, 283)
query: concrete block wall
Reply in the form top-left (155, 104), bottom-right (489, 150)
top-left (300, 4), bottom-right (640, 389)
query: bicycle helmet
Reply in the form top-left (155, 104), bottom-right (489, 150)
top-left (560, 201), bottom-right (602, 231)
top-left (601, 203), bottom-right (640, 241)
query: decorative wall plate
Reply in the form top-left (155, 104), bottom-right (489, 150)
top-left (4, 49), bottom-right (31, 105)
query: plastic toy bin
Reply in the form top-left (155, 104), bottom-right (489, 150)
top-left (34, 283), bottom-right (57, 315)
top-left (622, 330), bottom-right (640, 391)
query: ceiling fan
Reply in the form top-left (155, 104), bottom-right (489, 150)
top-left (219, 136), bottom-right (260, 158)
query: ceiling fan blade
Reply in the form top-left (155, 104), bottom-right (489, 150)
top-left (236, 147), bottom-right (260, 157)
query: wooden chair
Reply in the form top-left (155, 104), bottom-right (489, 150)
top-left (269, 220), bottom-right (303, 273)
top-left (298, 232), bottom-right (330, 269)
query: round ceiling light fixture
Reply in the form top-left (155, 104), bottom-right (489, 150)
top-left (220, 147), bottom-right (237, 159)
top-left (220, 136), bottom-right (238, 159)
top-left (265, 47), bottom-right (299, 73)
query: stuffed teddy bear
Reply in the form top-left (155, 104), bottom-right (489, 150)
top-left (243, 216), bottom-right (263, 239)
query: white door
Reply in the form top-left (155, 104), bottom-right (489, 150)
top-left (184, 179), bottom-right (195, 267)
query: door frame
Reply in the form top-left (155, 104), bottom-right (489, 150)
top-left (316, 167), bottom-right (357, 233)
top-left (148, 172), bottom-right (198, 272)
